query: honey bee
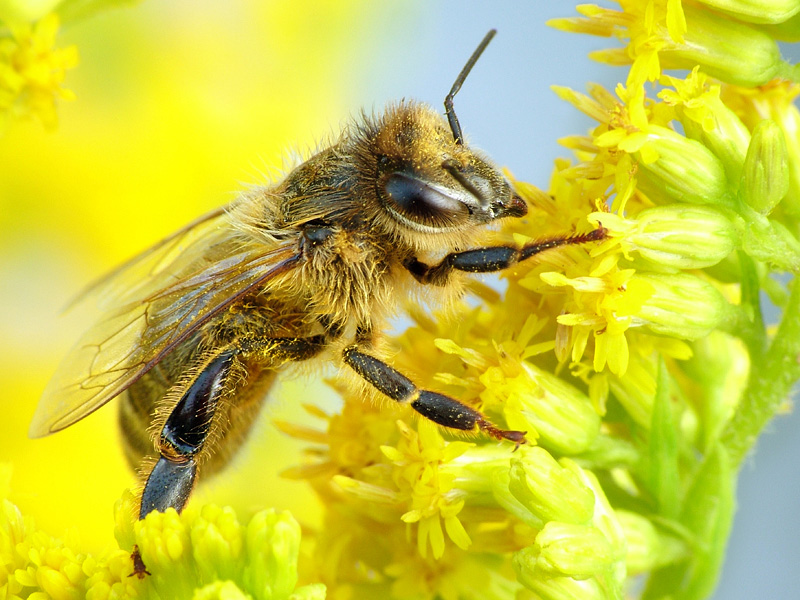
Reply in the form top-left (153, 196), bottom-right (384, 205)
top-left (31, 30), bottom-right (604, 519)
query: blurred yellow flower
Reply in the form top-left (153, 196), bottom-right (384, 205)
top-left (0, 12), bottom-right (77, 131)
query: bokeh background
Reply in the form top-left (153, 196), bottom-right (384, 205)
top-left (1, 1), bottom-right (798, 598)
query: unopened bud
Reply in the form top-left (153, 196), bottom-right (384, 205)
top-left (740, 120), bottom-right (789, 215)
top-left (636, 125), bottom-right (730, 206)
top-left (662, 5), bottom-right (792, 86)
top-left (512, 363), bottom-right (600, 455)
top-left (507, 448), bottom-right (595, 527)
top-left (694, 0), bottom-right (800, 24)
top-left (741, 208), bottom-right (800, 270)
top-left (531, 522), bottom-right (619, 578)
top-left (680, 102), bottom-right (751, 183)
top-left (617, 510), bottom-right (688, 574)
top-left (594, 205), bottom-right (738, 269)
top-left (513, 565), bottom-right (608, 600)
top-left (633, 273), bottom-right (733, 340)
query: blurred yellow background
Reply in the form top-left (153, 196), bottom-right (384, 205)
top-left (4, 4), bottom-right (800, 598)
top-left (0, 0), bottom-right (413, 552)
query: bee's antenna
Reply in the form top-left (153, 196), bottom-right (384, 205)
top-left (444, 29), bottom-right (496, 146)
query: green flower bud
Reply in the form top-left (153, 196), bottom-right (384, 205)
top-left (507, 448), bottom-right (595, 527)
top-left (513, 563), bottom-right (608, 600)
top-left (242, 509), bottom-right (301, 599)
top-left (291, 583), bottom-right (328, 600)
top-left (616, 510), bottom-right (688, 575)
top-left (740, 206), bottom-right (800, 270)
top-left (681, 102), bottom-right (751, 183)
top-left (740, 120), bottom-right (790, 215)
top-left (509, 363), bottom-right (600, 455)
top-left (191, 504), bottom-right (243, 582)
top-left (761, 11), bottom-right (800, 41)
top-left (778, 101), bottom-right (800, 218)
top-left (636, 126), bottom-right (730, 206)
top-left (608, 357), bottom-right (656, 429)
top-left (633, 272), bottom-right (733, 340)
top-left (624, 205), bottom-right (738, 269)
top-left (135, 508), bottom-right (196, 598)
top-left (682, 331), bottom-right (750, 449)
top-left (661, 5), bottom-right (792, 86)
top-left (694, 0), bottom-right (800, 24)
top-left (193, 580), bottom-right (250, 600)
top-left (528, 522), bottom-right (618, 578)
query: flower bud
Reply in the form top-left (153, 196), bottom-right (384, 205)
top-left (635, 126), bottom-right (730, 206)
top-left (632, 272), bottom-right (733, 340)
top-left (599, 205), bottom-right (738, 269)
top-left (694, 0), bottom-right (800, 24)
top-left (616, 510), bottom-right (687, 575)
top-left (192, 581), bottom-right (249, 600)
top-left (505, 363), bottom-right (600, 455)
top-left (608, 357), bottom-right (656, 430)
top-left (135, 508), bottom-right (196, 596)
top-left (680, 101), bottom-right (751, 183)
top-left (741, 207), bottom-right (800, 270)
top-left (191, 504), bottom-right (243, 582)
top-left (740, 120), bottom-right (790, 215)
top-left (243, 509), bottom-right (302, 598)
top-left (527, 522), bottom-right (618, 579)
top-left (661, 5), bottom-right (792, 86)
top-left (513, 565), bottom-right (608, 600)
top-left (507, 448), bottom-right (596, 527)
top-left (292, 583), bottom-right (328, 600)
top-left (683, 331), bottom-right (750, 448)
top-left (762, 12), bottom-right (800, 41)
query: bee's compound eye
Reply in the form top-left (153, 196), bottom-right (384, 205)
top-left (384, 172), bottom-right (468, 225)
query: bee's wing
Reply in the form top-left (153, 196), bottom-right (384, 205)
top-left (31, 216), bottom-right (303, 437)
top-left (66, 206), bottom-right (228, 311)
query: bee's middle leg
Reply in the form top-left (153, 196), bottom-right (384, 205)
top-left (139, 334), bottom-right (330, 518)
top-left (343, 345), bottom-right (527, 446)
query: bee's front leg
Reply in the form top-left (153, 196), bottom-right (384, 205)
top-left (404, 226), bottom-right (606, 285)
top-left (342, 345), bottom-right (526, 446)
top-left (140, 350), bottom-right (235, 518)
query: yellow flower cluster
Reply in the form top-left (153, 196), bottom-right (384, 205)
top-left (6, 1), bottom-right (800, 599)
top-left (0, 478), bottom-right (325, 599)
top-left (0, 13), bottom-right (77, 131)
top-left (279, 1), bottom-right (800, 599)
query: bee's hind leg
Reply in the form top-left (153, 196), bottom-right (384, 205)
top-left (140, 350), bottom-right (235, 518)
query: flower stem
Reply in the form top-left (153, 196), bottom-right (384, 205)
top-left (721, 275), bottom-right (800, 466)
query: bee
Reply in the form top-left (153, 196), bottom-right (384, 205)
top-left (30, 30), bottom-right (604, 519)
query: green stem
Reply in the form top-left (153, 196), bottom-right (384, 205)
top-left (734, 251), bottom-right (767, 357)
top-left (721, 276), bottom-right (800, 466)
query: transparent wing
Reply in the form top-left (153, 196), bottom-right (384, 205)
top-left (66, 206), bottom-right (228, 311)
top-left (31, 214), bottom-right (303, 437)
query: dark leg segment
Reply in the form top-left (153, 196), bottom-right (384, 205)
top-left (343, 345), bottom-right (526, 445)
top-left (140, 330), bottom-right (336, 518)
top-left (140, 459), bottom-right (198, 518)
top-left (140, 350), bottom-right (234, 518)
top-left (404, 226), bottom-right (606, 286)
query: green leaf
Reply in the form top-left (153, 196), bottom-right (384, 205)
top-left (646, 358), bottom-right (680, 519)
top-left (676, 443), bottom-right (735, 600)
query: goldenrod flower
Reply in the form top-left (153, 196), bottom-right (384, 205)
top-left (8, 2), bottom-right (800, 599)
top-left (550, 2), bottom-right (796, 88)
top-left (281, 4), bottom-right (800, 598)
top-left (0, 479), bottom-right (324, 599)
top-left (0, 12), bottom-right (78, 131)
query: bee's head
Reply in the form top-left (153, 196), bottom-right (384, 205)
top-left (363, 101), bottom-right (527, 235)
